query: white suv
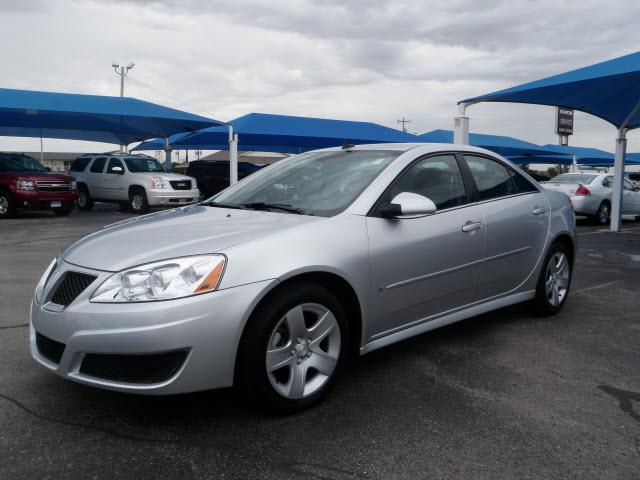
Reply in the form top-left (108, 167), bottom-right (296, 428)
top-left (70, 153), bottom-right (200, 214)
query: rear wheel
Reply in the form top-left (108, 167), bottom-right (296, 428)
top-left (76, 186), bottom-right (94, 211)
top-left (129, 188), bottom-right (149, 214)
top-left (0, 189), bottom-right (15, 219)
top-left (592, 201), bottom-right (610, 225)
top-left (236, 282), bottom-right (348, 412)
top-left (531, 242), bottom-right (572, 316)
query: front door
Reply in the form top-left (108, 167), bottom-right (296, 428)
top-left (102, 158), bottom-right (127, 200)
top-left (462, 154), bottom-right (550, 300)
top-left (366, 154), bottom-right (484, 341)
top-left (86, 157), bottom-right (107, 198)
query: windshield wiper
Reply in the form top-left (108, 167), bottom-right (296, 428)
top-left (240, 202), bottom-right (306, 214)
top-left (201, 201), bottom-right (246, 210)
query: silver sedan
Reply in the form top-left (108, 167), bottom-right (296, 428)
top-left (30, 143), bottom-right (576, 411)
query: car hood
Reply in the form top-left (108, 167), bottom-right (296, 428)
top-left (62, 205), bottom-right (322, 272)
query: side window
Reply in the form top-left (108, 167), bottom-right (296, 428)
top-left (603, 176), bottom-right (613, 188)
top-left (70, 157), bottom-right (90, 172)
top-left (107, 158), bottom-right (124, 174)
top-left (624, 179), bottom-right (635, 191)
top-left (464, 155), bottom-right (516, 201)
top-left (509, 169), bottom-right (538, 193)
top-left (89, 157), bottom-right (106, 173)
top-left (387, 154), bottom-right (467, 210)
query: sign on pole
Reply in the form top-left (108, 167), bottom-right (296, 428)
top-left (556, 107), bottom-right (574, 135)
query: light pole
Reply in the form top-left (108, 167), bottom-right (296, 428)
top-left (112, 61), bottom-right (135, 152)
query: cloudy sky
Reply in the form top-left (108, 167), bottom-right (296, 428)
top-left (1, 0), bottom-right (640, 154)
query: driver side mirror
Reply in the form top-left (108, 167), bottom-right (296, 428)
top-left (379, 192), bottom-right (437, 218)
top-left (111, 166), bottom-right (124, 175)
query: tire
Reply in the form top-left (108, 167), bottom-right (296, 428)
top-left (0, 189), bottom-right (16, 219)
top-left (592, 201), bottom-right (610, 225)
top-left (635, 216), bottom-right (640, 223)
top-left (76, 186), bottom-right (94, 211)
top-left (236, 282), bottom-right (349, 413)
top-left (531, 241), bottom-right (573, 316)
top-left (53, 205), bottom-right (74, 216)
top-left (129, 188), bottom-right (149, 214)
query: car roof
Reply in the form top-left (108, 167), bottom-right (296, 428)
top-left (316, 142), bottom-right (504, 156)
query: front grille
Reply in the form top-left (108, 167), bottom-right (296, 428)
top-left (169, 180), bottom-right (192, 190)
top-left (80, 350), bottom-right (188, 384)
top-left (36, 332), bottom-right (65, 364)
top-left (50, 271), bottom-right (97, 307)
top-left (36, 181), bottom-right (71, 192)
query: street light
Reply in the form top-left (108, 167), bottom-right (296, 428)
top-left (113, 61), bottom-right (135, 152)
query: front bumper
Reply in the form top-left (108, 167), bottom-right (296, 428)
top-left (13, 189), bottom-right (77, 210)
top-left (30, 263), bottom-right (277, 394)
top-left (147, 188), bottom-right (200, 207)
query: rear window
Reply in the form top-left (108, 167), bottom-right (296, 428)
top-left (550, 174), bottom-right (597, 184)
top-left (70, 157), bottom-right (91, 172)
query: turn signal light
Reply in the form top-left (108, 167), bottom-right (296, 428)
top-left (575, 184), bottom-right (591, 196)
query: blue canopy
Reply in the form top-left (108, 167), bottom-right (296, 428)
top-left (417, 129), bottom-right (569, 161)
top-left (461, 51), bottom-right (640, 129)
top-left (0, 87), bottom-right (225, 145)
top-left (134, 112), bottom-right (418, 152)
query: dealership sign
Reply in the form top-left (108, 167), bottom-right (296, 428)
top-left (556, 107), bottom-right (574, 135)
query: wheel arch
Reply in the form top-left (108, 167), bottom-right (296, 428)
top-left (549, 232), bottom-right (575, 265)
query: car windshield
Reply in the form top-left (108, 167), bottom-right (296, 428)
top-left (211, 150), bottom-right (399, 216)
top-left (0, 154), bottom-right (47, 172)
top-left (550, 173), bottom-right (597, 184)
top-left (124, 157), bottom-right (165, 173)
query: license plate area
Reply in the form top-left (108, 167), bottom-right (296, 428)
top-left (51, 201), bottom-right (62, 208)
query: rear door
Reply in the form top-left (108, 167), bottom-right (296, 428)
top-left (462, 154), bottom-right (550, 300)
top-left (86, 157), bottom-right (107, 198)
top-left (366, 153), bottom-right (485, 339)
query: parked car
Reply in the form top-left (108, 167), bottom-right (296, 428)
top-left (541, 172), bottom-right (640, 224)
top-left (31, 144), bottom-right (576, 411)
top-left (70, 153), bottom-right (200, 214)
top-left (185, 160), bottom-right (264, 199)
top-left (0, 152), bottom-right (77, 219)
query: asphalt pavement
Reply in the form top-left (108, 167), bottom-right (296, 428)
top-left (1, 205), bottom-right (639, 479)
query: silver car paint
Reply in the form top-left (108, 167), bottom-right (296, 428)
top-left (31, 143), bottom-right (576, 394)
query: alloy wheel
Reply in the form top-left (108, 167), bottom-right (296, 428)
top-left (266, 303), bottom-right (341, 399)
top-left (598, 204), bottom-right (610, 224)
top-left (545, 252), bottom-right (570, 307)
top-left (77, 191), bottom-right (87, 207)
top-left (131, 194), bottom-right (143, 211)
top-left (0, 196), bottom-right (8, 215)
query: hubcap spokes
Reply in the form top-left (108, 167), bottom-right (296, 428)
top-left (0, 197), bottom-right (7, 214)
top-left (266, 303), bottom-right (341, 399)
top-left (132, 195), bottom-right (142, 210)
top-left (600, 205), bottom-right (609, 222)
top-left (545, 252), bottom-right (570, 306)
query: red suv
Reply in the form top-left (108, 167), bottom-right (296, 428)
top-left (0, 153), bottom-right (77, 218)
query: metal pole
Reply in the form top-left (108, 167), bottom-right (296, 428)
top-left (40, 136), bottom-right (44, 164)
top-left (610, 128), bottom-right (626, 232)
top-left (228, 125), bottom-right (238, 185)
top-left (164, 137), bottom-right (172, 172)
top-left (453, 103), bottom-right (469, 145)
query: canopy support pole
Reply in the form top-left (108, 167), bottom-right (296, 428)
top-left (164, 137), bottom-right (172, 172)
top-left (570, 154), bottom-right (577, 173)
top-left (229, 125), bottom-right (238, 185)
top-left (454, 103), bottom-right (469, 145)
top-left (610, 128), bottom-right (627, 232)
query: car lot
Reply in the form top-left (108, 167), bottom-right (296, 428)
top-left (1, 206), bottom-right (639, 479)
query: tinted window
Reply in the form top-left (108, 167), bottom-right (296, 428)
top-left (0, 154), bottom-right (47, 172)
top-left (107, 158), bottom-right (124, 174)
top-left (464, 155), bottom-right (516, 201)
top-left (509, 169), bottom-right (538, 193)
top-left (624, 179), bottom-right (635, 191)
top-left (90, 157), bottom-right (106, 173)
top-left (70, 157), bottom-right (91, 172)
top-left (124, 157), bottom-right (165, 173)
top-left (388, 155), bottom-right (467, 210)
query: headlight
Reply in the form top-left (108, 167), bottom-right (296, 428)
top-left (90, 255), bottom-right (226, 303)
top-left (150, 177), bottom-right (166, 189)
top-left (35, 258), bottom-right (58, 304)
top-left (17, 180), bottom-right (36, 191)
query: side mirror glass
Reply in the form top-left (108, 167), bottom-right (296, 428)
top-left (111, 166), bottom-right (124, 174)
top-left (380, 192), bottom-right (437, 218)
top-left (45, 167), bottom-right (52, 172)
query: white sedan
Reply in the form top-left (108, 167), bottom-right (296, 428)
top-left (542, 172), bottom-right (640, 225)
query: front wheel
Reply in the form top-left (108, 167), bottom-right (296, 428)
top-left (76, 187), bottom-right (94, 211)
top-left (129, 189), bottom-right (149, 214)
top-left (531, 242), bottom-right (572, 316)
top-left (236, 282), bottom-right (348, 412)
top-left (0, 189), bottom-right (16, 219)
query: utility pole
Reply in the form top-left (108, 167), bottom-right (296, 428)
top-left (112, 61), bottom-right (135, 153)
top-left (397, 116), bottom-right (411, 133)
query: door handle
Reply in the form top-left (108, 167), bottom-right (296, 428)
top-left (532, 206), bottom-right (547, 215)
top-left (462, 221), bottom-right (482, 233)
